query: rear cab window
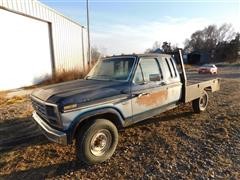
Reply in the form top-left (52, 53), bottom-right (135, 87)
top-left (158, 56), bottom-right (179, 82)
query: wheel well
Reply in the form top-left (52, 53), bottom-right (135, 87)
top-left (73, 112), bottom-right (123, 139)
top-left (204, 86), bottom-right (212, 92)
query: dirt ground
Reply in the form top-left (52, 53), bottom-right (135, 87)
top-left (0, 67), bottom-right (239, 179)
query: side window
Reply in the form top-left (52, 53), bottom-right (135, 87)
top-left (165, 58), bottom-right (174, 77)
top-left (159, 58), bottom-right (171, 79)
top-left (169, 58), bottom-right (178, 77)
top-left (165, 58), bottom-right (178, 78)
top-left (140, 58), bottom-right (161, 82)
top-left (133, 65), bottom-right (144, 84)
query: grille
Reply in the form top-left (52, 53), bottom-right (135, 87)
top-left (31, 99), bottom-right (58, 124)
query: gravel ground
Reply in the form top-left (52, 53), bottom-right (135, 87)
top-left (0, 67), bottom-right (239, 179)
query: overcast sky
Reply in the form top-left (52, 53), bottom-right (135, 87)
top-left (41, 0), bottom-right (240, 55)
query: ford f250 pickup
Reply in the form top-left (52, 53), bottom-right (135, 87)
top-left (31, 50), bottom-right (220, 164)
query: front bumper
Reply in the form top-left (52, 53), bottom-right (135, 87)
top-left (32, 111), bottom-right (68, 145)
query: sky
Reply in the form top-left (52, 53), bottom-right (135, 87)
top-left (40, 0), bottom-right (240, 55)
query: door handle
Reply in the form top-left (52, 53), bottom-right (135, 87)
top-left (138, 92), bottom-right (150, 98)
top-left (158, 81), bottom-right (167, 86)
top-left (132, 92), bottom-right (150, 98)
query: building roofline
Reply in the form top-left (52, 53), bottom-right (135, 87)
top-left (37, 0), bottom-right (85, 29)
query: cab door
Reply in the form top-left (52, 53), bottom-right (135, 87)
top-left (131, 58), bottom-right (169, 122)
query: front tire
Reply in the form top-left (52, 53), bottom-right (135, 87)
top-left (192, 90), bottom-right (209, 113)
top-left (76, 119), bottom-right (118, 165)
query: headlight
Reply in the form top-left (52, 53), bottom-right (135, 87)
top-left (63, 104), bottom-right (78, 111)
top-left (46, 106), bottom-right (58, 117)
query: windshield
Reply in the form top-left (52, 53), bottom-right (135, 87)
top-left (87, 57), bottom-right (135, 81)
top-left (203, 64), bottom-right (215, 67)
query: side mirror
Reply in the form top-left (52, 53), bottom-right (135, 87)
top-left (149, 74), bottom-right (161, 81)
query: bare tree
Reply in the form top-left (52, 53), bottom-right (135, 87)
top-left (145, 41), bottom-right (177, 54)
top-left (184, 23), bottom-right (238, 62)
top-left (184, 23), bottom-right (236, 52)
top-left (217, 23), bottom-right (235, 42)
top-left (91, 47), bottom-right (101, 64)
top-left (145, 41), bottom-right (162, 53)
top-left (162, 41), bottom-right (172, 53)
top-left (215, 33), bottom-right (240, 62)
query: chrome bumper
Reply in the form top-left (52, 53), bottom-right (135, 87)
top-left (32, 111), bottom-right (67, 145)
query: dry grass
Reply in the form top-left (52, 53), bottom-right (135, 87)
top-left (0, 96), bottom-right (28, 108)
top-left (0, 97), bottom-right (6, 106)
top-left (0, 69), bottom-right (89, 105)
top-left (35, 69), bottom-right (89, 87)
top-left (184, 64), bottom-right (198, 71)
top-left (0, 95), bottom-right (32, 120)
top-left (0, 92), bottom-right (7, 106)
top-left (0, 92), bottom-right (6, 98)
top-left (5, 96), bottom-right (27, 105)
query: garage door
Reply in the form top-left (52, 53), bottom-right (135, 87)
top-left (0, 9), bottom-right (52, 90)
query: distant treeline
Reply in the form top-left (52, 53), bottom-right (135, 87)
top-left (146, 24), bottom-right (240, 64)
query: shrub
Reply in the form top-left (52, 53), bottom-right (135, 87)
top-left (40, 69), bottom-right (89, 85)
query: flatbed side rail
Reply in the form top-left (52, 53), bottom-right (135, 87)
top-left (185, 78), bottom-right (220, 103)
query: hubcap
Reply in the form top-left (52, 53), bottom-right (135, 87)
top-left (200, 94), bottom-right (207, 108)
top-left (90, 129), bottom-right (112, 156)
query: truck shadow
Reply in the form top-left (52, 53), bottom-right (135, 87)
top-left (0, 117), bottom-right (89, 179)
top-left (3, 160), bottom-right (89, 179)
top-left (0, 117), bottom-right (48, 153)
top-left (1, 108), bottom-right (194, 179)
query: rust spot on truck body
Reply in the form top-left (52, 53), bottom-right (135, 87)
top-left (136, 90), bottom-right (168, 106)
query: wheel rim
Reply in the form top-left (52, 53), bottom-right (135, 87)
top-left (200, 93), bottom-right (208, 109)
top-left (90, 129), bottom-right (112, 157)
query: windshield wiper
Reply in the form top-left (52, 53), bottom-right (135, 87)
top-left (88, 75), bottom-right (115, 81)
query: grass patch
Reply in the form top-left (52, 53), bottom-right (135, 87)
top-left (0, 69), bottom-right (89, 101)
top-left (5, 96), bottom-right (27, 105)
top-left (0, 92), bottom-right (6, 98)
top-left (0, 97), bottom-right (6, 105)
top-left (215, 61), bottom-right (240, 67)
top-left (0, 95), bottom-right (28, 107)
top-left (25, 69), bottom-right (89, 89)
top-left (0, 92), bottom-right (7, 105)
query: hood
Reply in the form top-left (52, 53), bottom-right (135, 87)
top-left (32, 79), bottom-right (129, 106)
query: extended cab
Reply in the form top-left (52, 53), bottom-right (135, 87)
top-left (31, 51), bottom-right (220, 164)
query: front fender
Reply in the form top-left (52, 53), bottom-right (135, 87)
top-left (67, 107), bottom-right (125, 143)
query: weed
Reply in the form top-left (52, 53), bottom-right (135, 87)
top-left (37, 69), bottom-right (89, 86)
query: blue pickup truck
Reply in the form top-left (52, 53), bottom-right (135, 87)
top-left (31, 51), bottom-right (220, 164)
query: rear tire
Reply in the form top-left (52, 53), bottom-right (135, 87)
top-left (75, 119), bottom-right (118, 165)
top-left (192, 90), bottom-right (209, 113)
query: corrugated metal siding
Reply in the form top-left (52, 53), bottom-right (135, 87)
top-left (0, 0), bottom-right (88, 72)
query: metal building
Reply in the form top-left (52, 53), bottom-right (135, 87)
top-left (0, 0), bottom-right (88, 90)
